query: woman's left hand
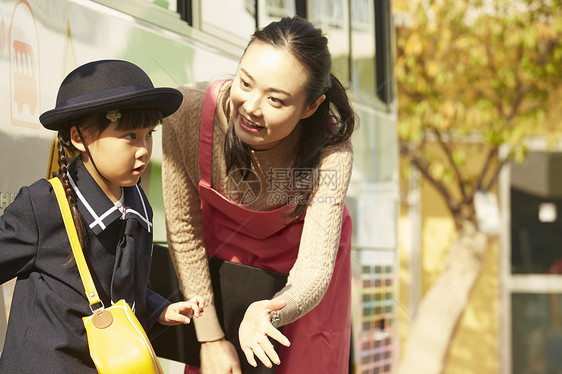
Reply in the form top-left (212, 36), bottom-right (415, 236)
top-left (238, 299), bottom-right (291, 368)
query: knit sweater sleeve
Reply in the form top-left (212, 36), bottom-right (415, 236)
top-left (162, 82), bottom-right (225, 342)
top-left (271, 141), bottom-right (353, 326)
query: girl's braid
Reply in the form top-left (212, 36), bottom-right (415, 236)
top-left (57, 132), bottom-right (88, 253)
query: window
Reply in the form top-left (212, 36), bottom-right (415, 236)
top-left (257, 0), bottom-right (297, 27)
top-left (200, 0), bottom-right (256, 45)
top-left (512, 293), bottom-right (562, 374)
top-left (501, 150), bottom-right (562, 373)
top-left (307, 0), bottom-right (350, 84)
top-left (510, 152), bottom-right (562, 275)
top-left (147, 0), bottom-right (177, 12)
top-left (351, 0), bottom-right (375, 96)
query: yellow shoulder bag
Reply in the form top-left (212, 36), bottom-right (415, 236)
top-left (49, 177), bottom-right (163, 374)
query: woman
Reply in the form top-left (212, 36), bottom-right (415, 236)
top-left (163, 17), bottom-right (355, 373)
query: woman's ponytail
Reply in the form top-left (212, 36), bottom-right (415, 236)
top-left (323, 73), bottom-right (356, 146)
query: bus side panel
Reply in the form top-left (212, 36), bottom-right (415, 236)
top-left (1, 0), bottom-right (239, 356)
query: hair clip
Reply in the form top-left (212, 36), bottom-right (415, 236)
top-left (106, 110), bottom-right (122, 122)
top-left (323, 116), bottom-right (340, 137)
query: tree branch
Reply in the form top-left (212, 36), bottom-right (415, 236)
top-left (470, 147), bottom-right (499, 197)
top-left (485, 40), bottom-right (505, 117)
top-left (506, 85), bottom-right (532, 123)
top-left (400, 140), bottom-right (458, 216)
top-left (505, 44), bottom-right (529, 123)
top-left (484, 156), bottom-right (510, 191)
top-left (431, 127), bottom-right (467, 199)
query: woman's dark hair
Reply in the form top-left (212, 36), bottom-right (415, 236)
top-left (224, 16), bottom-right (356, 218)
top-left (56, 109), bottom-right (162, 255)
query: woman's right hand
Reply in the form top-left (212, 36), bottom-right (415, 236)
top-left (200, 338), bottom-right (242, 374)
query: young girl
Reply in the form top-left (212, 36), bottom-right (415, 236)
top-left (0, 59), bottom-right (204, 373)
top-left (163, 17), bottom-right (355, 373)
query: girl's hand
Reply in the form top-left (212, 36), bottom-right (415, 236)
top-left (158, 296), bottom-right (204, 326)
top-left (200, 338), bottom-right (242, 374)
top-left (238, 299), bottom-right (291, 368)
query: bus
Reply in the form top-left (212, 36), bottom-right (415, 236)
top-left (0, 1), bottom-right (398, 372)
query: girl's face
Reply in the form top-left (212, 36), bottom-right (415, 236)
top-left (71, 122), bottom-right (155, 201)
top-left (229, 41), bottom-right (325, 150)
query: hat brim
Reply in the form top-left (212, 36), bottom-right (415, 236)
top-left (39, 87), bottom-right (183, 130)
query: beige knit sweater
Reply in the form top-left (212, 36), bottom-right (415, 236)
top-left (162, 81), bottom-right (353, 342)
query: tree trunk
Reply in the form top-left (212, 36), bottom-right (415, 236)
top-left (398, 221), bottom-right (489, 374)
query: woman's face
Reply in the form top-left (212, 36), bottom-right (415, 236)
top-left (229, 41), bottom-right (325, 150)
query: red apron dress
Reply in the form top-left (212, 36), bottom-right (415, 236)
top-left (197, 80), bottom-right (352, 373)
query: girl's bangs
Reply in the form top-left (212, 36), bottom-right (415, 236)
top-left (115, 109), bottom-right (163, 131)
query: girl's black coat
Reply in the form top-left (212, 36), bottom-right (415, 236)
top-left (0, 159), bottom-right (170, 373)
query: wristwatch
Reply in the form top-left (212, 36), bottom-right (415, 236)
top-left (270, 310), bottom-right (280, 328)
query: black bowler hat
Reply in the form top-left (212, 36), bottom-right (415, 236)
top-left (39, 59), bottom-right (183, 130)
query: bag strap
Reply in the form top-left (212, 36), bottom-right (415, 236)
top-left (49, 177), bottom-right (102, 308)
